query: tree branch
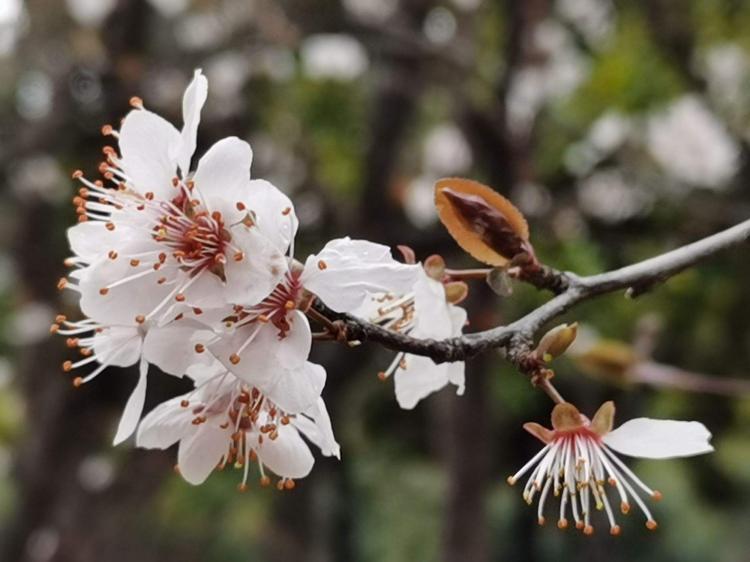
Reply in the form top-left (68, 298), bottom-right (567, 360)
top-left (318, 218), bottom-right (750, 366)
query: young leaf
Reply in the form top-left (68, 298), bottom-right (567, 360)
top-left (434, 177), bottom-right (533, 266)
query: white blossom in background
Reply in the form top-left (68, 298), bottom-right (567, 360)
top-left (423, 124), bottom-right (473, 177)
top-left (16, 70), bottom-right (54, 120)
top-left (301, 34), bottom-right (369, 81)
top-left (175, 12), bottom-right (228, 51)
top-left (341, 0), bottom-right (398, 23)
top-left (147, 0), bottom-right (189, 18)
top-left (9, 302), bottom-right (56, 346)
top-left (10, 154), bottom-right (67, 204)
top-left (556, 0), bottom-right (614, 48)
top-left (511, 182), bottom-right (553, 218)
top-left (404, 175), bottom-right (440, 228)
top-left (507, 21), bottom-right (589, 134)
top-left (65, 0), bottom-right (116, 27)
top-left (508, 401), bottom-right (713, 535)
top-left (450, 0), bottom-right (482, 12)
top-left (646, 95), bottom-right (739, 189)
top-left (404, 124), bottom-right (473, 228)
top-left (423, 7), bottom-right (457, 45)
top-left (577, 169), bottom-right (653, 223)
top-left (0, 0), bottom-right (27, 57)
top-left (700, 43), bottom-right (750, 121)
top-left (565, 111), bottom-right (632, 177)
top-left (206, 52), bottom-right (251, 103)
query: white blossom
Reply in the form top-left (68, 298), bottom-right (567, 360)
top-left (356, 266), bottom-right (466, 409)
top-left (137, 372), bottom-right (339, 488)
top-left (507, 401), bottom-right (713, 535)
top-left (207, 237), bottom-right (420, 414)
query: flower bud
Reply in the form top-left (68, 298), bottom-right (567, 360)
top-left (423, 254), bottom-right (446, 280)
top-left (573, 340), bottom-right (637, 380)
top-left (535, 322), bottom-right (578, 361)
top-left (444, 281), bottom-right (468, 304)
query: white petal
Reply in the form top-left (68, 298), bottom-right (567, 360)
top-left (191, 136), bottom-right (253, 225)
top-left (293, 397), bottom-right (340, 459)
top-left (222, 225), bottom-right (287, 305)
top-left (176, 69), bottom-right (208, 175)
top-left (92, 326), bottom-right (142, 367)
top-left (603, 418), bottom-right (714, 459)
top-left (119, 109), bottom-right (180, 199)
top-left (78, 256), bottom-right (177, 325)
top-left (210, 311), bottom-right (311, 387)
top-left (185, 358), bottom-right (226, 385)
top-left (142, 322), bottom-right (215, 376)
top-left (256, 424), bottom-right (314, 479)
top-left (301, 237), bottom-right (420, 313)
top-left (67, 222), bottom-right (117, 263)
top-left (446, 360), bottom-right (465, 396)
top-left (412, 271), bottom-right (452, 339)
top-left (176, 271), bottom-right (226, 310)
top-left (448, 305), bottom-right (467, 335)
top-left (394, 355), bottom-right (450, 410)
top-left (265, 361), bottom-right (326, 415)
top-left (113, 359), bottom-right (149, 445)
top-left (177, 421), bottom-right (231, 485)
top-left (247, 179), bottom-right (298, 253)
top-left (136, 394), bottom-right (193, 449)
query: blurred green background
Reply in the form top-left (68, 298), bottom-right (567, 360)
top-left (1, 0), bottom-right (750, 560)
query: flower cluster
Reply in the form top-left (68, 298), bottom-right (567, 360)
top-left (54, 70), bottom-right (716, 536)
top-left (54, 70), bottom-right (465, 488)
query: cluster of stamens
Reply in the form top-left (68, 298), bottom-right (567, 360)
top-left (218, 271), bottom-right (305, 366)
top-left (507, 427), bottom-right (662, 536)
top-left (183, 380), bottom-right (298, 491)
top-left (366, 293), bottom-right (416, 381)
top-left (59, 107), bottom-right (255, 328)
top-left (50, 315), bottom-right (120, 387)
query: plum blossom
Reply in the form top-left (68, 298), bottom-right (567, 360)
top-left (55, 69), bottom-right (302, 443)
top-left (207, 237), bottom-right (420, 414)
top-left (507, 401), bottom-right (713, 535)
top-left (355, 256), bottom-right (467, 409)
top-left (137, 371), bottom-right (339, 488)
top-left (63, 69), bottom-right (296, 329)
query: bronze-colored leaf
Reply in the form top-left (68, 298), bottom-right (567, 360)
top-left (434, 177), bottom-right (531, 266)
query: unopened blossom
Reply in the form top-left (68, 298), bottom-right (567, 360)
top-left (136, 370), bottom-right (339, 488)
top-left (355, 256), bottom-right (467, 409)
top-left (507, 401), bottom-right (713, 535)
top-left (208, 237), bottom-right (420, 414)
top-left (63, 69), bottom-right (296, 330)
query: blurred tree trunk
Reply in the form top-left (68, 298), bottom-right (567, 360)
top-left (435, 356), bottom-right (491, 562)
